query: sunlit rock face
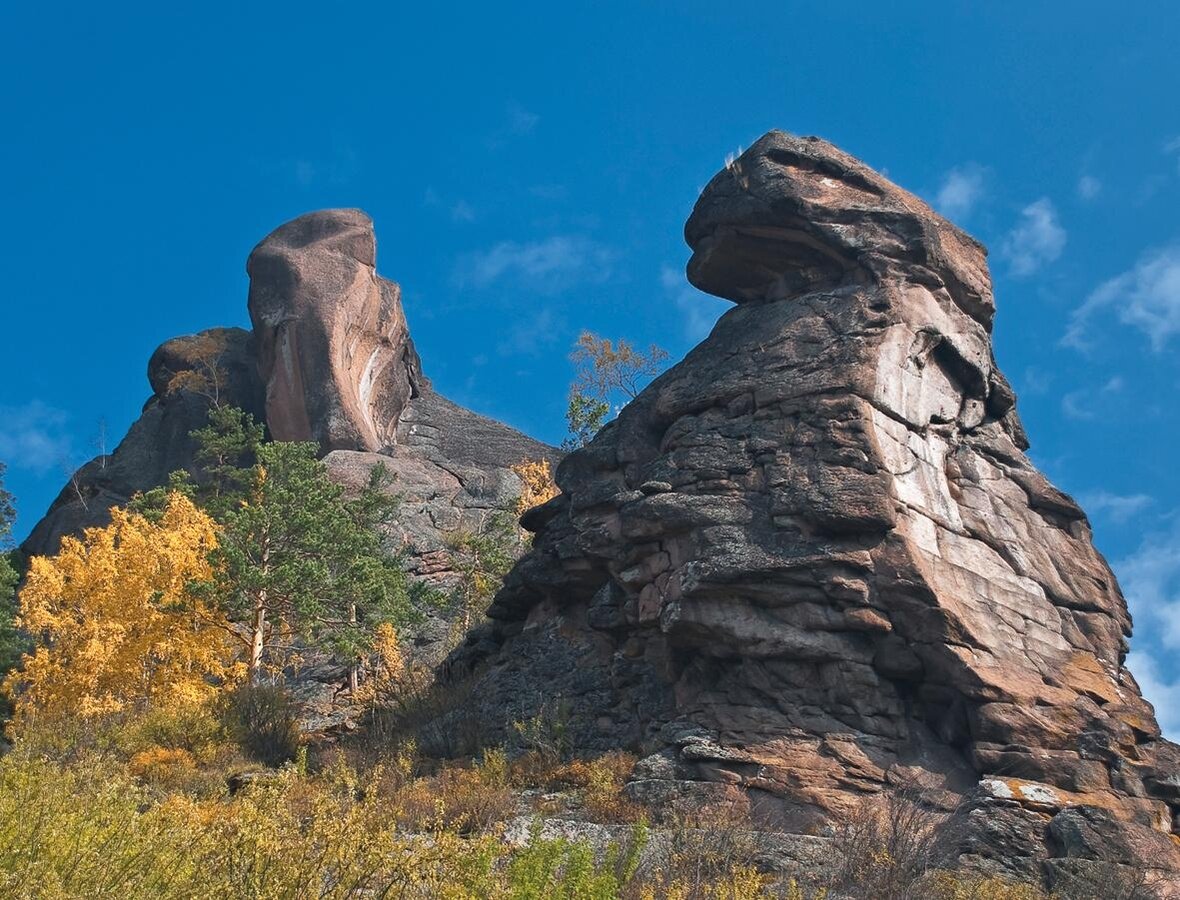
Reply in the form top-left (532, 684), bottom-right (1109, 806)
top-left (247, 209), bottom-right (423, 453)
top-left (449, 132), bottom-right (1180, 885)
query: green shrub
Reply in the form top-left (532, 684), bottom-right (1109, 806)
top-left (222, 681), bottom-right (301, 767)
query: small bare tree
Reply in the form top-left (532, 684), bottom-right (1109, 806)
top-left (828, 780), bottom-right (946, 899)
top-left (162, 332), bottom-right (233, 408)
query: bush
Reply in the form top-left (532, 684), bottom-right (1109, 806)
top-left (113, 701), bottom-right (227, 761)
top-left (925, 871), bottom-right (1047, 899)
top-left (512, 698), bottom-right (572, 762)
top-left (222, 681), bottom-right (301, 768)
top-left (0, 750), bottom-right (657, 899)
top-left (362, 669), bottom-right (483, 760)
top-left (652, 803), bottom-right (768, 897)
top-left (506, 819), bottom-right (647, 899)
top-left (392, 750), bottom-right (516, 834)
top-left (525, 752), bottom-right (643, 824)
top-left (827, 782), bottom-right (946, 899)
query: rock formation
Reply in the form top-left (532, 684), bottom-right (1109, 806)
top-left (24, 327), bottom-right (267, 555)
top-left (24, 211), bottom-right (559, 602)
top-left (247, 209), bottom-right (423, 452)
top-left (447, 132), bottom-right (1180, 887)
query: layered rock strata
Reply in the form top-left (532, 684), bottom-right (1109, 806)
top-left (448, 132), bottom-right (1180, 885)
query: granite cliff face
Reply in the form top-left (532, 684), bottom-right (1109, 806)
top-left (24, 210), bottom-right (558, 597)
top-left (448, 132), bottom-right (1180, 885)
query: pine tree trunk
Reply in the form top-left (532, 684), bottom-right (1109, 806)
top-left (348, 602), bottom-right (359, 694)
top-left (249, 535), bottom-right (271, 679)
top-left (249, 597), bottom-right (266, 679)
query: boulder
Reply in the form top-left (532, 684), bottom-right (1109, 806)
top-left (246, 208), bottom-right (423, 453)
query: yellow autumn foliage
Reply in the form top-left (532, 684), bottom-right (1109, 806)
top-left (6, 494), bottom-right (241, 724)
top-left (352, 621), bottom-right (406, 707)
top-left (510, 458), bottom-right (560, 518)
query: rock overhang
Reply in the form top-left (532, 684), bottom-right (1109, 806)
top-left (685, 131), bottom-right (995, 329)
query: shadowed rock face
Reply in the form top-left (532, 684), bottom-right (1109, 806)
top-left (448, 132), bottom-right (1180, 884)
top-left (247, 209), bottom-right (423, 452)
top-left (23, 327), bottom-right (266, 555)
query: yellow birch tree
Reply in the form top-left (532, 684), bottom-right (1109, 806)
top-left (5, 494), bottom-right (240, 724)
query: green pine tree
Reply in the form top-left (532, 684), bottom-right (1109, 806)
top-left (0, 463), bottom-right (27, 706)
top-left (190, 405), bottom-right (266, 516)
top-left (204, 441), bottom-right (425, 679)
top-left (130, 406), bottom-right (265, 521)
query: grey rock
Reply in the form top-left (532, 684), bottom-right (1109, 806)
top-left (23, 327), bottom-right (265, 555)
top-left (247, 209), bottom-right (423, 453)
top-left (443, 131), bottom-right (1180, 882)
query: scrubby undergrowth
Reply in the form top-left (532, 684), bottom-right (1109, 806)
top-left (0, 704), bottom-right (1142, 900)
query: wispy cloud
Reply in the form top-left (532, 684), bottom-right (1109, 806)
top-left (486, 103), bottom-right (540, 149)
top-left (0, 401), bottom-right (74, 474)
top-left (450, 201), bottom-right (476, 223)
top-left (1060, 375), bottom-right (1122, 421)
top-left (496, 307), bottom-right (561, 356)
top-left (1117, 517), bottom-right (1180, 738)
top-left (1117, 517), bottom-right (1180, 651)
top-left (1001, 198), bottom-right (1066, 277)
top-left (1020, 366), bottom-right (1053, 396)
top-left (1127, 651), bottom-right (1180, 738)
top-left (1064, 244), bottom-right (1180, 351)
top-left (661, 266), bottom-right (728, 342)
top-left (1077, 175), bottom-right (1102, 201)
top-left (1078, 490), bottom-right (1153, 524)
top-left (506, 103), bottom-right (539, 135)
top-left (455, 236), bottom-right (616, 293)
top-left (529, 184), bottom-right (568, 201)
top-left (933, 164), bottom-right (986, 221)
top-left (1166, 136), bottom-right (1180, 175)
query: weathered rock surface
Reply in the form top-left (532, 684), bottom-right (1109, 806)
top-left (447, 132), bottom-right (1180, 886)
top-left (247, 209), bottom-right (424, 453)
top-left (24, 327), bottom-right (266, 555)
top-left (24, 212), bottom-right (559, 599)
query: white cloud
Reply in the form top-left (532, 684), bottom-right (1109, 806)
top-left (1078, 490), bottom-right (1153, 524)
top-left (529, 184), bottom-right (568, 201)
top-left (1126, 651), bottom-right (1180, 738)
top-left (1166, 136), bottom-right (1180, 175)
top-left (1077, 175), bottom-right (1101, 200)
top-left (1060, 374), bottom-right (1123, 420)
top-left (1060, 390), bottom-right (1094, 421)
top-left (456, 236), bottom-right (615, 293)
top-left (934, 164), bottom-right (986, 221)
top-left (1117, 517), bottom-right (1180, 739)
top-left (1001, 198), bottom-right (1066, 277)
top-left (450, 201), bottom-right (476, 223)
top-left (1020, 367), bottom-right (1053, 396)
top-left (486, 103), bottom-right (540, 149)
top-left (506, 103), bottom-right (539, 135)
top-left (1064, 244), bottom-right (1180, 351)
top-left (0, 401), bottom-right (74, 474)
top-left (1117, 517), bottom-right (1180, 651)
top-left (661, 266), bottom-right (728, 342)
top-left (496, 307), bottom-right (560, 356)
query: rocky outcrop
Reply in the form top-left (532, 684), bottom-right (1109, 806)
top-left (447, 132), bottom-right (1180, 886)
top-left (24, 211), bottom-right (559, 594)
top-left (247, 210), bottom-right (423, 453)
top-left (24, 327), bottom-right (266, 555)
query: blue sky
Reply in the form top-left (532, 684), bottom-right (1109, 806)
top-left (2, 3), bottom-right (1179, 734)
